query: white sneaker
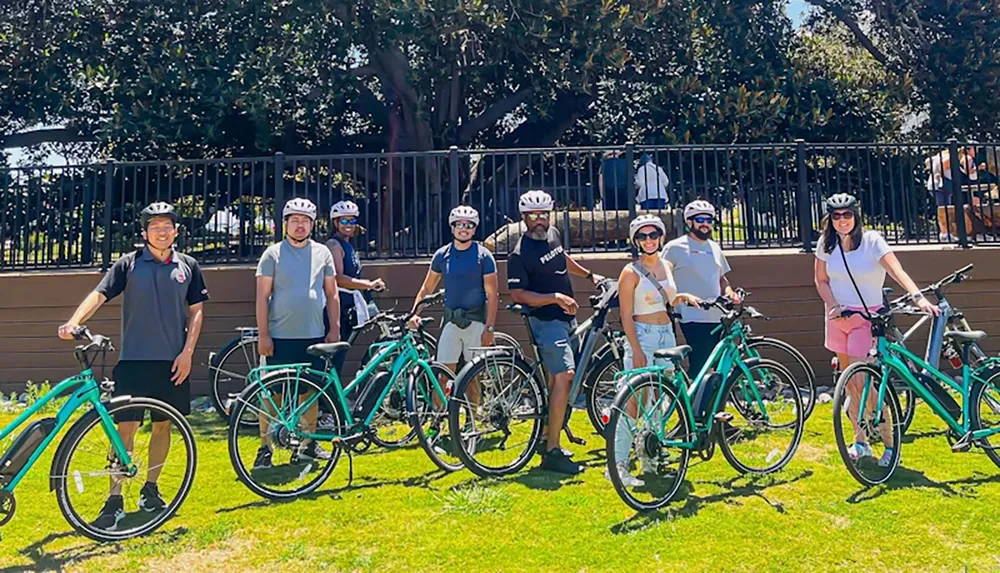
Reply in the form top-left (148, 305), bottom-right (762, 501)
top-left (317, 413), bottom-right (338, 430)
top-left (605, 462), bottom-right (645, 488)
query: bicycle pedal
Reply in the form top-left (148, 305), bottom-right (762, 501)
top-left (713, 412), bottom-right (734, 423)
top-left (950, 433), bottom-right (973, 453)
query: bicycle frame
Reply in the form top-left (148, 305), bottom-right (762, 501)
top-left (0, 371), bottom-right (133, 490)
top-left (867, 336), bottom-right (1000, 440)
top-left (246, 331), bottom-right (441, 442)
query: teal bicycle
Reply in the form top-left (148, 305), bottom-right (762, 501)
top-left (833, 305), bottom-right (1000, 486)
top-left (606, 292), bottom-right (804, 511)
top-left (0, 328), bottom-right (197, 541)
top-left (226, 291), bottom-right (463, 500)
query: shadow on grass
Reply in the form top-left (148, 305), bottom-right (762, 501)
top-left (1, 526), bottom-right (189, 573)
top-left (846, 468), bottom-right (1000, 503)
top-left (900, 429), bottom-right (949, 444)
top-left (610, 469), bottom-right (814, 535)
top-left (215, 468), bottom-right (450, 514)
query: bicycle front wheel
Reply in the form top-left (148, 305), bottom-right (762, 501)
top-left (832, 362), bottom-right (903, 487)
top-left (716, 359), bottom-right (804, 475)
top-left (448, 352), bottom-right (545, 478)
top-left (52, 397), bottom-right (197, 542)
top-left (745, 337), bottom-right (816, 420)
top-left (407, 362), bottom-right (463, 472)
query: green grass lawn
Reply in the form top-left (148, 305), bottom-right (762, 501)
top-left (1, 405), bottom-right (999, 572)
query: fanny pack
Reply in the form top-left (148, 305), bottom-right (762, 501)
top-left (443, 306), bottom-right (486, 329)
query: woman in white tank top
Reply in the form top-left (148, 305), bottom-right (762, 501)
top-left (606, 215), bottom-right (700, 488)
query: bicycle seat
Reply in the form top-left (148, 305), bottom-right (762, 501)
top-left (944, 330), bottom-right (987, 344)
top-left (653, 345), bottom-right (692, 361)
top-left (306, 342), bottom-right (351, 358)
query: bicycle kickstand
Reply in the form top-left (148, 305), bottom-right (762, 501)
top-left (563, 424), bottom-right (586, 447)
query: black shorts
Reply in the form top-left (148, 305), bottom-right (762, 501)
top-left (269, 338), bottom-right (327, 396)
top-left (112, 360), bottom-right (190, 423)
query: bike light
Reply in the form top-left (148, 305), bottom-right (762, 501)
top-left (601, 409), bottom-right (611, 425)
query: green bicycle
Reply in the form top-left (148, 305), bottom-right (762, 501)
top-left (606, 293), bottom-right (804, 511)
top-left (0, 327), bottom-right (197, 541)
top-left (833, 305), bottom-right (1000, 486)
top-left (226, 291), bottom-right (462, 500)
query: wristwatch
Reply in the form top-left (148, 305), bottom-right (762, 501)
top-left (486, 325), bottom-right (495, 333)
top-left (585, 271), bottom-right (594, 281)
top-left (912, 292), bottom-right (925, 302)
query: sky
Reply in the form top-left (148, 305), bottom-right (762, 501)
top-left (6, 1), bottom-right (812, 167)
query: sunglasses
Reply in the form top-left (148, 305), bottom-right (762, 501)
top-left (831, 211), bottom-right (855, 221)
top-left (337, 217), bottom-right (358, 226)
top-left (452, 221), bottom-right (477, 230)
top-left (634, 230), bottom-right (663, 242)
top-left (691, 216), bottom-right (714, 225)
top-left (525, 212), bottom-right (549, 221)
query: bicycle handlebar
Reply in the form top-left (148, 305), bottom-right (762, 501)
top-left (889, 264), bottom-right (973, 308)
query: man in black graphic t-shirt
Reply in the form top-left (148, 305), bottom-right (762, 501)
top-left (507, 190), bottom-right (603, 475)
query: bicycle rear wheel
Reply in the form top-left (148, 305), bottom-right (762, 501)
top-left (716, 359), bottom-right (804, 474)
top-left (832, 362), bottom-right (903, 487)
top-left (606, 372), bottom-right (691, 511)
top-left (584, 349), bottom-right (623, 435)
top-left (52, 397), bottom-right (197, 542)
top-left (448, 352), bottom-right (545, 478)
top-left (209, 335), bottom-right (260, 426)
top-left (969, 366), bottom-right (1000, 470)
top-left (227, 371), bottom-right (344, 500)
top-left (745, 337), bottom-right (816, 420)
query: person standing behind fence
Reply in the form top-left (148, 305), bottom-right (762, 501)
top-left (635, 154), bottom-right (670, 210)
top-left (599, 151), bottom-right (631, 211)
top-left (925, 145), bottom-right (980, 241)
top-left (253, 198), bottom-right (340, 470)
top-left (58, 201), bottom-right (209, 530)
top-left (813, 193), bottom-right (938, 466)
top-left (662, 200), bottom-right (740, 419)
top-left (325, 200), bottom-right (385, 377)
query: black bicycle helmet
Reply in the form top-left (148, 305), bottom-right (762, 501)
top-left (140, 201), bottom-right (178, 230)
top-left (825, 193), bottom-right (859, 213)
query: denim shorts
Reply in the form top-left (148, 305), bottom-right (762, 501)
top-left (528, 317), bottom-right (577, 375)
top-left (622, 322), bottom-right (676, 388)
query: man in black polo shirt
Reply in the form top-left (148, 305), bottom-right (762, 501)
top-left (508, 190), bottom-right (603, 475)
top-left (58, 201), bottom-right (209, 531)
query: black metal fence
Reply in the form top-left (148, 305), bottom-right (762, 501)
top-left (2, 140), bottom-right (998, 271)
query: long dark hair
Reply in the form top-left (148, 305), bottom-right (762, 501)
top-left (820, 208), bottom-right (863, 254)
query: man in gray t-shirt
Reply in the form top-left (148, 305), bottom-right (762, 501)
top-left (662, 200), bottom-right (741, 416)
top-left (253, 198), bottom-right (340, 468)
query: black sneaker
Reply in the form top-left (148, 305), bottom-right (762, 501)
top-left (535, 441), bottom-right (573, 457)
top-left (292, 441), bottom-right (331, 464)
top-left (92, 495), bottom-right (125, 530)
top-left (253, 445), bottom-right (273, 469)
top-left (138, 482), bottom-right (166, 513)
top-left (539, 448), bottom-right (584, 475)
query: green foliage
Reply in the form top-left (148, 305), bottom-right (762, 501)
top-left (23, 380), bottom-right (63, 414)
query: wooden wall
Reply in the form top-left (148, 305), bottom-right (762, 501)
top-left (1, 246), bottom-right (998, 394)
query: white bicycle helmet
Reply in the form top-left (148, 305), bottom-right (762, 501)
top-left (282, 197), bottom-right (317, 221)
top-left (140, 201), bottom-right (178, 229)
top-left (824, 193), bottom-right (859, 212)
top-left (629, 214), bottom-right (666, 240)
top-left (683, 200), bottom-right (716, 220)
top-left (330, 200), bottom-right (360, 219)
top-left (518, 190), bottom-right (554, 213)
top-left (449, 205), bottom-right (480, 226)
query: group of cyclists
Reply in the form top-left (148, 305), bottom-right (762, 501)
top-left (55, 185), bottom-right (941, 528)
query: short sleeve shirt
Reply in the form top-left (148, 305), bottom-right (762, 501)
top-left (96, 248), bottom-right (210, 361)
top-left (256, 240), bottom-right (337, 339)
top-left (815, 230), bottom-right (892, 309)
top-left (430, 243), bottom-right (497, 311)
top-left (507, 227), bottom-right (574, 322)
top-left (662, 235), bottom-right (731, 323)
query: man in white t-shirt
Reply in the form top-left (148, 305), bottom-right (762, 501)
top-left (662, 200), bottom-right (740, 417)
top-left (635, 154), bottom-right (669, 210)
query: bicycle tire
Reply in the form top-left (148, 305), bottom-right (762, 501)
top-left (227, 371), bottom-right (344, 500)
top-left (831, 362), bottom-right (903, 487)
top-left (52, 397), bottom-right (197, 542)
top-left (969, 366), bottom-right (1000, 470)
top-left (606, 372), bottom-right (691, 511)
top-left (584, 350), bottom-right (623, 435)
top-left (209, 335), bottom-right (259, 426)
top-left (406, 362), bottom-right (463, 472)
top-left (447, 352), bottom-right (546, 478)
top-left (716, 358), bottom-right (804, 475)
top-left (745, 337), bottom-right (817, 420)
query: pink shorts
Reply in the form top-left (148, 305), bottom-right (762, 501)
top-left (825, 307), bottom-right (877, 358)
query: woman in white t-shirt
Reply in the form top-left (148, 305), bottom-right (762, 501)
top-left (814, 193), bottom-right (939, 466)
